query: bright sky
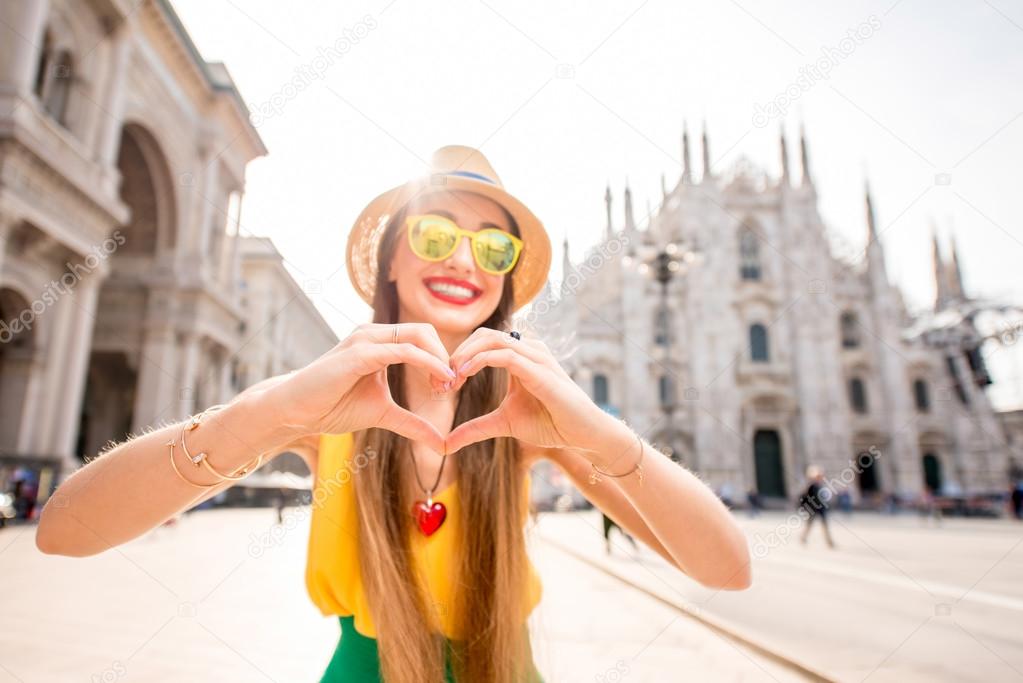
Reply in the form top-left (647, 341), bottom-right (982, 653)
top-left (170, 0), bottom-right (1023, 409)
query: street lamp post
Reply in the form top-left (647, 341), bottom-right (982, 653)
top-left (625, 240), bottom-right (701, 465)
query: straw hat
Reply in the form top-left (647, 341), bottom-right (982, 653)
top-left (345, 145), bottom-right (552, 313)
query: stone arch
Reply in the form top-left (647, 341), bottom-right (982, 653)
top-left (116, 122), bottom-right (178, 254)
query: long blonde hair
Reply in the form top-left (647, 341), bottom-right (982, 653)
top-left (351, 198), bottom-right (535, 682)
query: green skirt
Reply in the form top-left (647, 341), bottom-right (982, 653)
top-left (319, 615), bottom-right (544, 682)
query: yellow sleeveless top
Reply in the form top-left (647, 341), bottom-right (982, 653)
top-left (304, 432), bottom-right (543, 639)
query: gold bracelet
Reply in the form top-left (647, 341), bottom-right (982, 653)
top-left (588, 432), bottom-right (644, 486)
top-left (180, 404), bottom-right (263, 482)
top-left (166, 436), bottom-right (218, 489)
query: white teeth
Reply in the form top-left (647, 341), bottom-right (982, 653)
top-left (426, 281), bottom-right (478, 299)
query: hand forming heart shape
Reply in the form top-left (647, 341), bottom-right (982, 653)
top-left (273, 323), bottom-right (626, 458)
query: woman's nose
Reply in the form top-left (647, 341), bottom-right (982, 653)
top-left (444, 234), bottom-right (476, 274)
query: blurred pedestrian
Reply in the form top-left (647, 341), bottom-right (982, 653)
top-left (1009, 458), bottom-right (1023, 520)
top-left (717, 482), bottom-right (735, 509)
top-left (746, 488), bottom-right (762, 517)
top-left (798, 465), bottom-right (835, 548)
top-left (919, 484), bottom-right (942, 525)
top-left (602, 512), bottom-right (638, 555)
top-left (274, 489), bottom-right (286, 525)
top-left (836, 485), bottom-right (853, 515)
top-left (12, 479), bottom-right (33, 521)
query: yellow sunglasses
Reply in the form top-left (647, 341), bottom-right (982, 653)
top-left (406, 214), bottom-right (524, 275)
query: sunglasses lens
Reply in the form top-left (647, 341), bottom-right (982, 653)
top-left (410, 216), bottom-right (458, 259)
top-left (474, 230), bottom-right (518, 273)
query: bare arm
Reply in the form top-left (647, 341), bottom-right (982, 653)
top-left (35, 375), bottom-right (303, 557)
top-left (584, 424), bottom-right (752, 590)
top-left (525, 444), bottom-right (685, 571)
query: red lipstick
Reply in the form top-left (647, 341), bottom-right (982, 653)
top-left (423, 276), bottom-right (483, 306)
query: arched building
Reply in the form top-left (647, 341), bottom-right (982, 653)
top-left (0, 1), bottom-right (335, 499)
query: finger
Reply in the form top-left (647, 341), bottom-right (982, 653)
top-left (450, 333), bottom-right (551, 388)
top-left (458, 348), bottom-right (553, 398)
top-left (350, 343), bottom-right (456, 384)
top-left (377, 401), bottom-right (446, 453)
top-left (445, 408), bottom-right (511, 453)
top-left (352, 322), bottom-right (452, 367)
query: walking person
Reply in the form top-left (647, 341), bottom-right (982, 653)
top-left (746, 488), bottom-right (762, 517)
top-left (1009, 458), bottom-right (1023, 520)
top-left (798, 465), bottom-right (836, 548)
top-left (602, 512), bottom-right (638, 555)
top-left (36, 145), bottom-right (751, 682)
top-left (919, 484), bottom-right (943, 525)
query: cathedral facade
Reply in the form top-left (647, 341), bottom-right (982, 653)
top-left (533, 125), bottom-right (1010, 507)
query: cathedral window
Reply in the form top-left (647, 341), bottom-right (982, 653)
top-left (749, 323), bottom-right (769, 362)
top-left (38, 44), bottom-right (75, 127)
top-left (593, 373), bottom-right (609, 406)
top-left (913, 378), bottom-right (930, 412)
top-left (848, 377), bottom-right (869, 414)
top-left (658, 374), bottom-right (676, 408)
top-left (739, 227), bottom-right (761, 281)
top-left (33, 30), bottom-right (53, 98)
top-left (840, 311), bottom-right (861, 349)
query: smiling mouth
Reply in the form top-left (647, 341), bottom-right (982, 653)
top-left (423, 278), bottom-right (482, 305)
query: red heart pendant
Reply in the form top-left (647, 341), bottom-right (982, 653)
top-left (413, 500), bottom-right (447, 536)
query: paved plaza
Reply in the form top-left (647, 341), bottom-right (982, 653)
top-left (537, 509), bottom-right (1023, 682)
top-left (4, 506), bottom-right (1020, 681)
top-left (2, 508), bottom-right (799, 682)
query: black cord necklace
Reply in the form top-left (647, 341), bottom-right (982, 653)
top-left (409, 447), bottom-right (448, 536)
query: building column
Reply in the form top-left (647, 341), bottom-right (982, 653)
top-left (231, 194), bottom-right (244, 289)
top-left (0, 212), bottom-right (13, 282)
top-left (14, 344), bottom-right (47, 453)
top-left (218, 345), bottom-right (234, 404)
top-left (53, 271), bottom-right (101, 464)
top-left (132, 290), bottom-right (180, 432)
top-left (178, 331), bottom-right (200, 419)
top-left (0, 0), bottom-right (50, 94)
top-left (132, 324), bottom-right (179, 433)
top-left (96, 24), bottom-right (130, 192)
top-left (81, 22), bottom-right (121, 158)
top-left (27, 274), bottom-right (79, 455)
top-left (224, 190), bottom-right (243, 290)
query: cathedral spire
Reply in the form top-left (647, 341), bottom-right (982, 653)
top-left (780, 124), bottom-right (790, 183)
top-left (682, 121), bottom-right (692, 184)
top-left (865, 179), bottom-right (878, 241)
top-left (799, 121), bottom-right (813, 187)
top-left (604, 183), bottom-right (613, 241)
top-left (948, 233), bottom-right (965, 301)
top-left (864, 179), bottom-right (888, 287)
top-left (624, 178), bottom-right (636, 234)
top-left (931, 226), bottom-right (950, 310)
top-left (701, 120), bottom-right (712, 182)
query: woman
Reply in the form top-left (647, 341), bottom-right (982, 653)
top-left (36, 145), bottom-right (751, 682)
